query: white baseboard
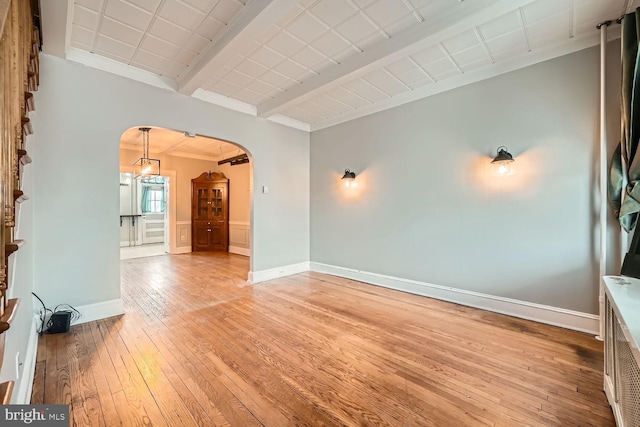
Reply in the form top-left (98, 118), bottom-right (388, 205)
top-left (229, 246), bottom-right (250, 257)
top-left (72, 299), bottom-right (125, 326)
top-left (310, 262), bottom-right (599, 334)
top-left (13, 317), bottom-right (38, 404)
top-left (171, 246), bottom-right (191, 255)
top-left (248, 262), bottom-right (310, 284)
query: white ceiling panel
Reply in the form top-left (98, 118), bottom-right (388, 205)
top-left (210, 79), bottom-right (243, 96)
top-left (104, 1), bottom-right (154, 31)
top-left (93, 48), bottom-right (130, 64)
top-left (174, 48), bottom-right (198, 65)
top-left (259, 69), bottom-right (291, 87)
top-left (100, 16), bottom-right (144, 46)
top-left (273, 59), bottom-right (306, 79)
top-left (365, 0), bottom-right (411, 29)
top-left (125, 0), bottom-right (163, 13)
top-left (195, 15), bottom-right (226, 39)
top-left (335, 13), bottom-right (377, 44)
top-left (71, 24), bottom-right (96, 46)
top-left (267, 31), bottom-right (306, 55)
top-left (149, 17), bottom-right (192, 45)
top-left (453, 46), bottom-right (490, 69)
top-left (522, 0), bottom-right (571, 25)
top-left (71, 39), bottom-right (93, 51)
top-left (363, 69), bottom-right (410, 96)
top-left (525, 11), bottom-right (570, 42)
top-left (343, 78), bottom-right (390, 103)
top-left (141, 34), bottom-right (181, 57)
top-left (310, 0), bottom-right (356, 27)
top-left (384, 14), bottom-right (420, 37)
top-left (478, 11), bottom-right (521, 41)
top-left (314, 94), bottom-right (355, 114)
top-left (411, 45), bottom-right (446, 66)
top-left (223, 70), bottom-right (255, 87)
top-left (327, 89), bottom-right (371, 109)
top-left (180, 0), bottom-right (216, 14)
top-left (421, 57), bottom-right (455, 78)
top-left (285, 13), bottom-right (328, 44)
top-left (73, 5), bottom-right (101, 31)
top-left (251, 46), bottom-right (286, 68)
top-left (94, 34), bottom-right (136, 59)
top-left (163, 60), bottom-right (188, 78)
top-left (133, 48), bottom-right (170, 70)
top-left (312, 31), bottom-right (350, 57)
top-left (183, 34), bottom-right (210, 52)
top-left (235, 59), bottom-right (269, 78)
top-left (486, 30), bottom-right (528, 56)
top-left (246, 79), bottom-right (278, 96)
top-left (210, 0), bottom-right (245, 23)
top-left (61, 0), bottom-right (629, 131)
top-left (158, 0), bottom-right (207, 30)
top-left (291, 47), bottom-right (325, 69)
top-left (442, 30), bottom-right (480, 54)
top-left (76, 0), bottom-right (104, 13)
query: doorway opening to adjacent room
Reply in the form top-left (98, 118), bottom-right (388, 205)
top-left (119, 126), bottom-right (253, 264)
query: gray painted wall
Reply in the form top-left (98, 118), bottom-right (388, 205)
top-left (32, 54), bottom-right (310, 308)
top-left (310, 43), bottom-right (621, 315)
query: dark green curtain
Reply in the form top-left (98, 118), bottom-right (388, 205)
top-left (610, 10), bottom-right (640, 232)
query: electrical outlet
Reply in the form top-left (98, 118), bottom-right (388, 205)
top-left (15, 352), bottom-right (20, 379)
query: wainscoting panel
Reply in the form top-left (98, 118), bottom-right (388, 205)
top-left (229, 221), bottom-right (250, 256)
top-left (176, 221), bottom-right (191, 248)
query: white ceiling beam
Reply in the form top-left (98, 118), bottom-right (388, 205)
top-left (257, 0), bottom-right (536, 118)
top-left (40, 0), bottom-right (72, 57)
top-left (177, 0), bottom-right (299, 96)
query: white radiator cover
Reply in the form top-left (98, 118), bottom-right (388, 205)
top-left (603, 276), bottom-right (640, 426)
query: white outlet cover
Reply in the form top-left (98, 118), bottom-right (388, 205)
top-left (15, 352), bottom-right (20, 379)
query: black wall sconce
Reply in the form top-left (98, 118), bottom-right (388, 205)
top-left (491, 146), bottom-right (514, 175)
top-left (341, 169), bottom-right (357, 187)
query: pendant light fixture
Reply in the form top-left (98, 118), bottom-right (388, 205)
top-left (133, 127), bottom-right (160, 180)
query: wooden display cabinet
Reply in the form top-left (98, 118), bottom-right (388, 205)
top-left (191, 172), bottom-right (229, 252)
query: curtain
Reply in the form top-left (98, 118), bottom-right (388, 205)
top-left (141, 186), bottom-right (151, 213)
top-left (610, 10), bottom-right (640, 232)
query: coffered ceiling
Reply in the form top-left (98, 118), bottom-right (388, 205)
top-left (42, 0), bottom-right (635, 132)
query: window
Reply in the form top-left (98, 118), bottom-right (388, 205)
top-left (148, 189), bottom-right (164, 213)
top-left (141, 185), bottom-right (164, 213)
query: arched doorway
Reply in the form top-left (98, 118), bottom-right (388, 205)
top-left (118, 126), bottom-right (253, 266)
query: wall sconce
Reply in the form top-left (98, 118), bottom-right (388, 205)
top-left (341, 169), bottom-right (357, 187)
top-left (491, 146), bottom-right (514, 175)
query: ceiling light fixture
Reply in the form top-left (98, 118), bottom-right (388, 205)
top-left (218, 153), bottom-right (249, 166)
top-left (133, 127), bottom-right (160, 180)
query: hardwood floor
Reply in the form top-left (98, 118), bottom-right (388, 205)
top-left (32, 252), bottom-right (615, 426)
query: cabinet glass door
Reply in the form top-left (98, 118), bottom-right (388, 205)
top-left (197, 188), bottom-right (210, 219)
top-left (213, 189), bottom-right (223, 217)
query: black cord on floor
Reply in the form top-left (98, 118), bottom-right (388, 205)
top-left (32, 292), bottom-right (52, 335)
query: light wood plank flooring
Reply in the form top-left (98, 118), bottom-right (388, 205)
top-left (32, 252), bottom-right (614, 426)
